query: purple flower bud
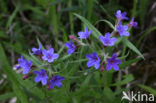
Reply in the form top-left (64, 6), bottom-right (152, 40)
top-left (128, 17), bottom-right (138, 28)
top-left (31, 45), bottom-right (42, 55)
top-left (46, 45), bottom-right (52, 50)
top-left (69, 35), bottom-right (76, 40)
top-left (23, 72), bottom-right (33, 80)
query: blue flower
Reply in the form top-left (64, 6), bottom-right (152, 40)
top-left (34, 69), bottom-right (48, 85)
top-left (86, 52), bottom-right (100, 69)
top-left (65, 41), bottom-right (76, 54)
top-left (99, 32), bottom-right (117, 46)
top-left (48, 75), bottom-right (65, 89)
top-left (115, 10), bottom-right (128, 21)
top-left (117, 23), bottom-right (130, 36)
top-left (18, 56), bottom-right (32, 74)
top-left (128, 17), bottom-right (138, 28)
top-left (31, 44), bottom-right (42, 55)
top-left (42, 48), bottom-right (59, 63)
top-left (78, 27), bottom-right (92, 39)
top-left (106, 53), bottom-right (121, 71)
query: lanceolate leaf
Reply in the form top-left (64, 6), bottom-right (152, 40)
top-left (111, 74), bottom-right (134, 86)
top-left (95, 19), bottom-right (115, 30)
top-left (119, 58), bottom-right (141, 69)
top-left (123, 38), bottom-right (144, 59)
top-left (138, 84), bottom-right (156, 96)
top-left (0, 92), bottom-right (15, 101)
top-left (0, 43), bottom-right (28, 103)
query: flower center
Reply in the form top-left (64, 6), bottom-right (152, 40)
top-left (53, 78), bottom-right (57, 82)
top-left (119, 28), bottom-right (123, 33)
top-left (27, 63), bottom-right (31, 68)
top-left (41, 72), bottom-right (45, 77)
top-left (93, 57), bottom-right (98, 61)
top-left (105, 40), bottom-right (110, 44)
top-left (110, 59), bottom-right (114, 64)
top-left (47, 54), bottom-right (52, 59)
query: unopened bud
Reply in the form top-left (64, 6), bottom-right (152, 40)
top-left (46, 45), bottom-right (52, 50)
top-left (69, 35), bottom-right (76, 40)
top-left (23, 72), bottom-right (33, 80)
top-left (47, 85), bottom-right (51, 90)
top-left (100, 66), bottom-right (104, 72)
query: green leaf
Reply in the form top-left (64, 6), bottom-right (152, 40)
top-left (74, 13), bottom-right (102, 39)
top-left (114, 37), bottom-right (122, 46)
top-left (6, 5), bottom-right (19, 29)
top-left (139, 0), bottom-right (148, 29)
top-left (23, 4), bottom-right (45, 16)
top-left (36, 37), bottom-right (44, 49)
top-left (0, 31), bottom-right (8, 39)
top-left (0, 92), bottom-right (15, 101)
top-left (119, 58), bottom-right (141, 69)
top-left (81, 74), bottom-right (92, 88)
top-left (138, 84), bottom-right (156, 96)
top-left (95, 19), bottom-right (115, 30)
top-left (23, 53), bottom-right (42, 66)
top-left (103, 71), bottom-right (113, 87)
top-left (123, 38), bottom-right (144, 59)
top-left (16, 75), bottom-right (45, 100)
top-left (0, 43), bottom-right (28, 103)
top-left (68, 59), bottom-right (87, 63)
top-left (58, 45), bottom-right (65, 54)
top-left (111, 74), bottom-right (134, 86)
top-left (118, 51), bottom-right (129, 60)
top-left (103, 87), bottom-right (115, 103)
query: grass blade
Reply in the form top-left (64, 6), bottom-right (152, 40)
top-left (0, 92), bottom-right (15, 101)
top-left (138, 84), bottom-right (156, 96)
top-left (123, 38), bottom-right (144, 59)
top-left (0, 43), bottom-right (28, 103)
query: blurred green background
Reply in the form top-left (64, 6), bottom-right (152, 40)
top-left (0, 0), bottom-right (156, 103)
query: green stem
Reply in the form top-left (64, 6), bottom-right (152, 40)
top-left (87, 0), bottom-right (94, 21)
top-left (68, 0), bottom-right (74, 33)
top-left (50, 0), bottom-right (58, 49)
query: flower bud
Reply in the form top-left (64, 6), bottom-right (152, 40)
top-left (23, 72), bottom-right (33, 80)
top-left (100, 66), bottom-right (104, 72)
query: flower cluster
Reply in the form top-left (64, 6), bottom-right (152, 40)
top-left (15, 10), bottom-right (138, 91)
top-left (65, 10), bottom-right (138, 71)
top-left (16, 45), bottom-right (64, 90)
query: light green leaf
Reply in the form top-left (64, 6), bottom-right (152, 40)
top-left (111, 74), bottom-right (134, 86)
top-left (0, 43), bottom-right (28, 103)
top-left (95, 19), bottom-right (115, 30)
top-left (0, 92), bottom-right (15, 101)
top-left (123, 38), bottom-right (144, 59)
top-left (103, 86), bottom-right (115, 103)
top-left (119, 58), bottom-right (141, 69)
top-left (6, 5), bottom-right (19, 29)
top-left (138, 84), bottom-right (156, 96)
